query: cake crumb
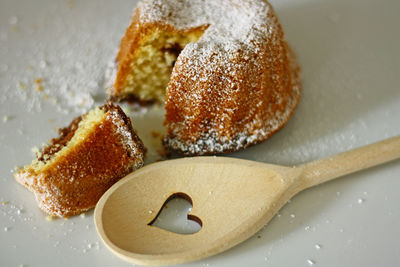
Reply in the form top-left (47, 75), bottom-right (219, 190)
top-left (34, 78), bottom-right (43, 84)
top-left (46, 216), bottom-right (56, 221)
top-left (18, 82), bottom-right (26, 90)
top-left (156, 147), bottom-right (168, 159)
top-left (31, 146), bottom-right (40, 155)
top-left (151, 131), bottom-right (160, 138)
top-left (11, 26), bottom-right (19, 33)
top-left (152, 139), bottom-right (160, 147)
top-left (39, 60), bottom-right (48, 69)
top-left (67, 0), bottom-right (76, 9)
top-left (36, 84), bottom-right (44, 92)
top-left (34, 78), bottom-right (44, 92)
top-left (2, 115), bottom-right (9, 123)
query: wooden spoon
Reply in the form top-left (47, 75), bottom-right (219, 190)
top-left (95, 135), bottom-right (400, 266)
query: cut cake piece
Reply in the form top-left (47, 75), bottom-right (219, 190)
top-left (14, 102), bottom-right (145, 217)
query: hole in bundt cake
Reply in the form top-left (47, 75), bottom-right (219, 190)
top-left (161, 43), bottom-right (183, 68)
top-left (122, 27), bottom-right (206, 103)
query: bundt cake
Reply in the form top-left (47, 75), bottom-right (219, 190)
top-left (14, 102), bottom-right (145, 217)
top-left (106, 0), bottom-right (301, 155)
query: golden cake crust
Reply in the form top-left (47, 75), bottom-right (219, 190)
top-left (15, 103), bottom-right (145, 217)
top-left (107, 0), bottom-right (301, 155)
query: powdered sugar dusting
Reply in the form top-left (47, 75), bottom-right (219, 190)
top-left (138, 0), bottom-right (301, 155)
top-left (105, 50), bottom-right (119, 97)
top-left (139, 0), bottom-right (275, 49)
top-left (0, 1), bottom-right (128, 115)
top-left (107, 108), bottom-right (145, 170)
top-left (139, 0), bottom-right (270, 40)
top-left (165, 81), bottom-right (300, 155)
top-left (108, 110), bottom-right (137, 156)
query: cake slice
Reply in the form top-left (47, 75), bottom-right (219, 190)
top-left (15, 102), bottom-right (145, 217)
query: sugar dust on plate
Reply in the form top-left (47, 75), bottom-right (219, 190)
top-left (9, 16), bottom-right (18, 25)
top-left (307, 259), bottom-right (315, 265)
top-left (0, 64), bottom-right (8, 72)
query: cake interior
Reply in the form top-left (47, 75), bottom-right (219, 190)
top-left (28, 107), bottom-right (106, 173)
top-left (123, 28), bottom-right (204, 103)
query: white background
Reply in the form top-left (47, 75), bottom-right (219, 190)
top-left (0, 0), bottom-right (399, 266)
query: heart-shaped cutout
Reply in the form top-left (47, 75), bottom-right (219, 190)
top-left (148, 193), bottom-right (202, 235)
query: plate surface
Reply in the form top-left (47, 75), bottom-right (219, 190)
top-left (0, 0), bottom-right (399, 266)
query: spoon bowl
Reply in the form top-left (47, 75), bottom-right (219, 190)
top-left (96, 158), bottom-right (299, 265)
top-left (95, 136), bottom-right (400, 266)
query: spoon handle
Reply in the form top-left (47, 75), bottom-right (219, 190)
top-left (299, 135), bottom-right (400, 189)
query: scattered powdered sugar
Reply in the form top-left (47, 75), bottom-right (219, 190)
top-left (104, 49), bottom-right (119, 97)
top-left (2, 54), bottom-right (100, 115)
top-left (307, 259), bottom-right (315, 265)
top-left (9, 16), bottom-right (18, 25)
top-left (0, 2), bottom-right (126, 114)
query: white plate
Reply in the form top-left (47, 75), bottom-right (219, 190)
top-left (0, 0), bottom-right (399, 266)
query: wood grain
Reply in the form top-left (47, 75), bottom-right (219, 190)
top-left (95, 135), bottom-right (400, 266)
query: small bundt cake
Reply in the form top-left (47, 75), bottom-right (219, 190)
top-left (106, 0), bottom-right (301, 155)
top-left (14, 102), bottom-right (145, 217)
